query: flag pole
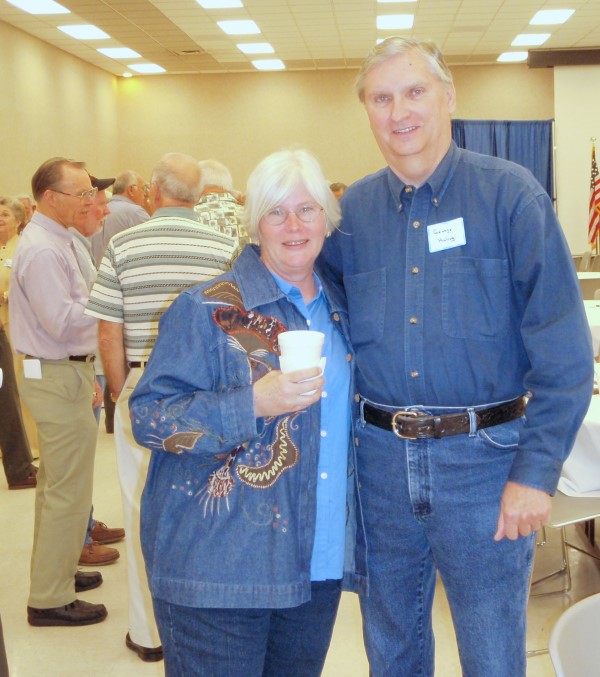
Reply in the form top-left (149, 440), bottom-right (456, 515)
top-left (592, 137), bottom-right (599, 254)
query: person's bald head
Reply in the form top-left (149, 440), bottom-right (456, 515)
top-left (149, 153), bottom-right (202, 209)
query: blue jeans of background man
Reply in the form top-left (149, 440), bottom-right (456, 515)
top-left (152, 579), bottom-right (342, 677)
top-left (356, 408), bottom-right (535, 677)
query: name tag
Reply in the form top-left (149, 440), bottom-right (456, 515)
top-left (427, 218), bottom-right (466, 253)
top-left (23, 359), bottom-right (42, 380)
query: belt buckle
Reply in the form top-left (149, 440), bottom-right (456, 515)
top-left (391, 410), bottom-right (421, 439)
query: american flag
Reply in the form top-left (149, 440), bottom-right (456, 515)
top-left (589, 144), bottom-right (600, 246)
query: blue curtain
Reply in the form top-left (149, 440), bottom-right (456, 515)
top-left (451, 119), bottom-right (554, 200)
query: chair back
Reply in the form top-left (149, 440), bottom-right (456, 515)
top-left (549, 592), bottom-right (600, 676)
top-left (581, 250), bottom-right (592, 271)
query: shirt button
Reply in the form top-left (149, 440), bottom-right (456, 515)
top-left (410, 370), bottom-right (419, 378)
top-left (432, 197), bottom-right (439, 206)
top-left (320, 472), bottom-right (328, 480)
top-left (354, 437), bottom-right (360, 446)
top-left (332, 313), bottom-right (340, 322)
top-left (354, 394), bottom-right (360, 403)
top-left (404, 186), bottom-right (413, 193)
top-left (411, 266), bottom-right (419, 274)
top-left (321, 391), bottom-right (327, 398)
top-left (412, 221), bottom-right (421, 229)
top-left (306, 320), bottom-right (311, 326)
top-left (409, 317), bottom-right (418, 324)
top-left (320, 430), bottom-right (327, 438)
top-left (346, 353), bottom-right (353, 362)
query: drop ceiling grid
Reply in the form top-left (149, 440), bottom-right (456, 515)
top-left (1, 0), bottom-right (600, 76)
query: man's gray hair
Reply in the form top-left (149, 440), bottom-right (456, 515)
top-left (198, 159), bottom-right (234, 193)
top-left (152, 152), bottom-right (202, 205)
top-left (112, 170), bottom-right (141, 195)
top-left (355, 36), bottom-right (453, 102)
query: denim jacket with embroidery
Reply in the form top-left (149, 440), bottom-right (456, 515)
top-left (130, 244), bottom-right (368, 609)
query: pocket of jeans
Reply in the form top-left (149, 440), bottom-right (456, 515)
top-left (344, 268), bottom-right (386, 347)
top-left (477, 418), bottom-right (522, 450)
top-left (442, 257), bottom-right (509, 341)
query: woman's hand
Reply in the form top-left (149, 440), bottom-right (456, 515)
top-left (253, 367), bottom-right (324, 418)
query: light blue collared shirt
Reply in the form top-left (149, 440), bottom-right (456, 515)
top-left (271, 271), bottom-right (351, 581)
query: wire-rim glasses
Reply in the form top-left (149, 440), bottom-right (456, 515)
top-left (262, 203), bottom-right (324, 226)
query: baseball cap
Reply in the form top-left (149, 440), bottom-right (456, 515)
top-left (89, 175), bottom-right (115, 190)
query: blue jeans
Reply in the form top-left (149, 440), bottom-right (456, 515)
top-left (356, 409), bottom-right (535, 677)
top-left (153, 579), bottom-right (342, 677)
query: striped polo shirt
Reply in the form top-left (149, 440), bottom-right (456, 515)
top-left (85, 207), bottom-right (235, 362)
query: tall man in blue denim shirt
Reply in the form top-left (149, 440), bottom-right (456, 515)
top-left (321, 37), bottom-right (594, 676)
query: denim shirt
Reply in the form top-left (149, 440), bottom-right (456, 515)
top-left (129, 245), bottom-right (367, 609)
top-left (321, 142), bottom-right (594, 494)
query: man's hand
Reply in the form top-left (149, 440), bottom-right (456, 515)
top-left (253, 367), bottom-right (324, 418)
top-left (494, 481), bottom-right (551, 541)
top-left (92, 378), bottom-right (103, 409)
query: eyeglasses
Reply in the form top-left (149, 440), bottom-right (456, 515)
top-left (50, 187), bottom-right (98, 203)
top-left (262, 203), bottom-right (324, 226)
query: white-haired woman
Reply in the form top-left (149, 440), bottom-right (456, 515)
top-left (130, 149), bottom-right (366, 676)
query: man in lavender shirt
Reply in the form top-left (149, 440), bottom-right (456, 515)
top-left (9, 158), bottom-right (107, 627)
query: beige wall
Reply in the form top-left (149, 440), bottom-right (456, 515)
top-left (554, 65), bottom-right (600, 254)
top-left (0, 21), bottom-right (118, 196)
top-left (116, 63), bottom-right (553, 191)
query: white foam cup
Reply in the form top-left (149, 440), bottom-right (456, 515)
top-left (278, 330), bottom-right (325, 373)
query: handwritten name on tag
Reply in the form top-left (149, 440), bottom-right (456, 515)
top-left (427, 218), bottom-right (466, 253)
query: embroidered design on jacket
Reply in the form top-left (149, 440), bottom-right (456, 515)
top-left (236, 416), bottom-right (299, 489)
top-left (191, 280), bottom-right (303, 515)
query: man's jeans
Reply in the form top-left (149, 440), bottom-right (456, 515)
top-left (153, 579), bottom-right (342, 677)
top-left (356, 412), bottom-right (535, 677)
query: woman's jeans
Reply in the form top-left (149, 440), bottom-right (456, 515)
top-left (356, 415), bottom-right (535, 677)
top-left (153, 579), bottom-right (342, 677)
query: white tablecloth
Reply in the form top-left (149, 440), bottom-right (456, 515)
top-left (558, 394), bottom-right (600, 497)
top-left (584, 300), bottom-right (600, 356)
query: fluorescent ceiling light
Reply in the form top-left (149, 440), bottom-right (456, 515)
top-left (122, 72), bottom-right (133, 78)
top-left (128, 63), bottom-right (166, 74)
top-left (497, 52), bottom-right (528, 63)
top-left (98, 47), bottom-right (141, 59)
top-left (237, 42), bottom-right (274, 54)
top-left (252, 59), bottom-right (285, 71)
top-left (530, 9), bottom-right (574, 25)
top-left (376, 15), bottom-right (414, 30)
top-left (217, 19), bottom-right (260, 35)
top-left (58, 25), bottom-right (110, 40)
top-left (6, 0), bottom-right (69, 13)
top-left (197, 0), bottom-right (243, 8)
top-left (512, 33), bottom-right (550, 47)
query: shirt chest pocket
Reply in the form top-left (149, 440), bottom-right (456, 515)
top-left (442, 257), bottom-right (509, 341)
top-left (344, 268), bottom-right (386, 347)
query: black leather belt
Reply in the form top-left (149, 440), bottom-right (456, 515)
top-left (25, 354), bottom-right (95, 363)
top-left (363, 396), bottom-right (525, 440)
top-left (128, 362), bottom-right (147, 368)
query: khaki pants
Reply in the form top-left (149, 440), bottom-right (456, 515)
top-left (20, 359), bottom-right (97, 608)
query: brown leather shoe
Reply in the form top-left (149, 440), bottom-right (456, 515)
top-left (126, 633), bottom-right (164, 662)
top-left (78, 541), bottom-right (120, 566)
top-left (27, 599), bottom-right (107, 626)
top-left (74, 571), bottom-right (103, 592)
top-left (8, 467), bottom-right (37, 490)
top-left (90, 520), bottom-right (125, 544)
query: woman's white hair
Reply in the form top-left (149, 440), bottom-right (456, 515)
top-left (243, 148), bottom-right (341, 241)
